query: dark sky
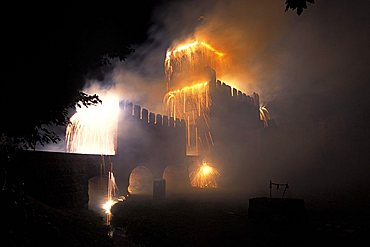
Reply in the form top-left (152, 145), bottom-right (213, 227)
top-left (2, 1), bottom-right (162, 138)
top-left (5, 2), bottom-right (158, 95)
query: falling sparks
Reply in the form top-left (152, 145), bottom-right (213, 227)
top-left (190, 161), bottom-right (220, 188)
top-left (164, 39), bottom-right (226, 155)
top-left (259, 105), bottom-right (271, 128)
top-left (103, 170), bottom-right (120, 225)
top-left (66, 93), bottom-right (119, 155)
top-left (165, 40), bottom-right (225, 87)
top-left (65, 88), bottom-right (122, 226)
top-left (107, 171), bottom-right (118, 203)
top-left (164, 82), bottom-right (212, 155)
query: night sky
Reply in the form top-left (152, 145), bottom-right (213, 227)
top-left (3, 2), bottom-right (157, 122)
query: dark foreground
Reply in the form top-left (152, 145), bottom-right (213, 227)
top-left (110, 191), bottom-right (370, 247)
top-left (4, 191), bottom-right (370, 246)
top-left (3, 196), bottom-right (113, 247)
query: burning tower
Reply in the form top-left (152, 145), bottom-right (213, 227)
top-left (64, 39), bottom-right (273, 200)
top-left (164, 40), bottom-right (266, 190)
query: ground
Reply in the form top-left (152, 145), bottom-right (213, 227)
top-left (4, 190), bottom-right (369, 246)
top-left (3, 196), bottom-right (113, 247)
top-left (110, 190), bottom-right (370, 247)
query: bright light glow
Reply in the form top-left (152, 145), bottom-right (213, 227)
top-left (200, 165), bottom-right (211, 176)
top-left (191, 162), bottom-right (220, 188)
top-left (259, 105), bottom-right (271, 128)
top-left (102, 199), bottom-right (117, 215)
top-left (103, 170), bottom-right (120, 225)
top-left (164, 82), bottom-right (212, 155)
top-left (66, 93), bottom-right (119, 155)
top-left (165, 40), bottom-right (225, 84)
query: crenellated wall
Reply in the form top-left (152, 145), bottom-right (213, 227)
top-left (114, 101), bottom-right (187, 194)
top-left (209, 79), bottom-right (261, 128)
top-left (196, 73), bottom-right (264, 192)
top-left (120, 101), bottom-right (186, 128)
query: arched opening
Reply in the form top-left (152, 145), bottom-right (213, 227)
top-left (163, 165), bottom-right (189, 195)
top-left (128, 166), bottom-right (153, 195)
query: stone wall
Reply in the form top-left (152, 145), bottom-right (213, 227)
top-left (114, 101), bottom-right (187, 194)
top-left (204, 76), bottom-right (264, 192)
top-left (15, 150), bottom-right (104, 208)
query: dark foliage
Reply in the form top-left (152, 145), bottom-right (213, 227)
top-left (1, 2), bottom-right (156, 149)
top-left (285, 0), bottom-right (315, 15)
top-left (1, 92), bottom-right (101, 150)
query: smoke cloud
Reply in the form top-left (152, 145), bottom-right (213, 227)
top-left (110, 0), bottom-right (289, 110)
top-left (130, 0), bottom-right (369, 204)
top-left (41, 0), bottom-right (369, 205)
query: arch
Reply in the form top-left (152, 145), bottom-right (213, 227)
top-left (162, 165), bottom-right (190, 195)
top-left (128, 166), bottom-right (153, 195)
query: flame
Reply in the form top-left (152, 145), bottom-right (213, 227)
top-left (259, 105), bottom-right (271, 128)
top-left (164, 82), bottom-right (212, 155)
top-left (165, 40), bottom-right (225, 87)
top-left (163, 39), bottom-right (226, 155)
top-left (66, 93), bottom-right (119, 155)
top-left (190, 162), bottom-right (220, 188)
top-left (102, 199), bottom-right (117, 215)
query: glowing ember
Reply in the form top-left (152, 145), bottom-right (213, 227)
top-left (259, 105), bottom-right (271, 128)
top-left (102, 199), bottom-right (117, 215)
top-left (164, 82), bottom-right (212, 155)
top-left (103, 170), bottom-right (119, 225)
top-left (66, 93), bottom-right (119, 155)
top-left (190, 162), bottom-right (220, 188)
top-left (165, 40), bottom-right (225, 87)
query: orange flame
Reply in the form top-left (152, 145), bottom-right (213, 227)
top-left (102, 169), bottom-right (123, 225)
top-left (190, 161), bottom-right (220, 188)
top-left (165, 40), bottom-right (225, 88)
top-left (164, 82), bottom-right (212, 155)
top-left (259, 105), bottom-right (271, 128)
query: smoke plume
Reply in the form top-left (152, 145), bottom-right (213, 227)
top-left (42, 0), bottom-right (370, 205)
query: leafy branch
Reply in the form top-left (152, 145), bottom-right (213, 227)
top-left (285, 0), bottom-right (315, 15)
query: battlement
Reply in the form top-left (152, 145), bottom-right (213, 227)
top-left (119, 100), bottom-right (186, 129)
top-left (115, 100), bottom-right (187, 190)
top-left (206, 78), bottom-right (261, 126)
top-left (208, 79), bottom-right (260, 109)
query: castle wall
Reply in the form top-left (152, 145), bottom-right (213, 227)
top-left (14, 70), bottom-right (267, 206)
top-left (13, 150), bottom-right (104, 208)
top-left (13, 101), bottom-right (187, 209)
top-left (114, 101), bottom-right (186, 194)
top-left (205, 77), bottom-right (264, 192)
